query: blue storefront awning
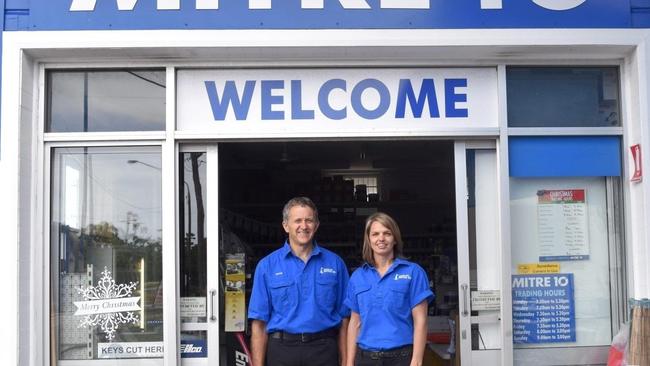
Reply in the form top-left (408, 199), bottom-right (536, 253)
top-left (509, 136), bottom-right (621, 177)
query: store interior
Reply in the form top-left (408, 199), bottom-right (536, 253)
top-left (218, 140), bottom-right (459, 318)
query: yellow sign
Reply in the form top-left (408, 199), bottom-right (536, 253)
top-left (225, 255), bottom-right (246, 332)
top-left (517, 263), bottom-right (560, 274)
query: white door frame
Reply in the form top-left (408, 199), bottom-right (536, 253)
top-left (454, 140), bottom-right (506, 366)
top-left (206, 145), bottom-right (222, 364)
top-left (178, 145), bottom-right (221, 366)
top-left (46, 141), bottom-right (167, 366)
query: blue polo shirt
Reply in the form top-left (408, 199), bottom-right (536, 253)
top-left (248, 242), bottom-right (350, 333)
top-left (344, 258), bottom-right (434, 351)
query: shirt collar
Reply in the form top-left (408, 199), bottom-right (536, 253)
top-left (362, 257), bottom-right (407, 271)
top-left (281, 241), bottom-right (321, 258)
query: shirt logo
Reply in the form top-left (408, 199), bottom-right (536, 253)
top-left (320, 267), bottom-right (337, 275)
top-left (274, 272), bottom-right (284, 276)
top-left (394, 274), bottom-right (412, 281)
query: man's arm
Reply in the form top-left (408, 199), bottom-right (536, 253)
top-left (410, 301), bottom-right (429, 366)
top-left (251, 319), bottom-right (268, 366)
top-left (345, 312), bottom-right (361, 366)
top-left (338, 317), bottom-right (349, 366)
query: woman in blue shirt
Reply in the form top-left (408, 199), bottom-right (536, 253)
top-left (345, 212), bottom-right (434, 366)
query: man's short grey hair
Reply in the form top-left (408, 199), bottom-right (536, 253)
top-left (282, 197), bottom-right (319, 223)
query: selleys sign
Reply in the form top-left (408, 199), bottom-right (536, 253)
top-left (176, 68), bottom-right (498, 138)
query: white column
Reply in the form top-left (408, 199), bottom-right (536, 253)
top-left (624, 38), bottom-right (650, 299)
top-left (162, 66), bottom-right (180, 366)
top-left (0, 33), bottom-right (22, 366)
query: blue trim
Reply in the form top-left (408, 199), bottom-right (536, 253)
top-left (509, 136), bottom-right (621, 177)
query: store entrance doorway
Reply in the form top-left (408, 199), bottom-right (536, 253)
top-left (178, 140), bottom-right (502, 366)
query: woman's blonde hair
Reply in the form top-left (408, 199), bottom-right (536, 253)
top-left (362, 212), bottom-right (404, 266)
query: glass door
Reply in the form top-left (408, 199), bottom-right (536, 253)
top-left (179, 146), bottom-right (221, 365)
top-left (180, 145), bottom-right (254, 366)
top-left (50, 146), bottom-right (165, 366)
top-left (454, 141), bottom-right (503, 366)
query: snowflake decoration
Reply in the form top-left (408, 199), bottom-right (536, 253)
top-left (76, 267), bottom-right (140, 341)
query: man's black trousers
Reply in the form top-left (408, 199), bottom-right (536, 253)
top-left (266, 336), bottom-right (338, 366)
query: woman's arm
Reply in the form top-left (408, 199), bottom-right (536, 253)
top-left (346, 312), bottom-right (361, 366)
top-left (410, 301), bottom-right (429, 366)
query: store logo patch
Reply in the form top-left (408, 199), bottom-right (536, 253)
top-left (394, 274), bottom-right (412, 281)
top-left (320, 267), bottom-right (337, 275)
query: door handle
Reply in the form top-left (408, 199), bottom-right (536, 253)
top-left (209, 289), bottom-right (217, 321)
top-left (461, 283), bottom-right (469, 317)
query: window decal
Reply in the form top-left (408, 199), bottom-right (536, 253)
top-left (74, 267), bottom-right (141, 340)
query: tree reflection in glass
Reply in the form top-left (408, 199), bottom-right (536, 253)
top-left (179, 152), bottom-right (207, 323)
top-left (50, 146), bottom-right (163, 361)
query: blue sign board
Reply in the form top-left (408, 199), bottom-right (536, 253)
top-left (2, 0), bottom-right (638, 31)
top-left (180, 339), bottom-right (207, 358)
top-left (512, 273), bottom-right (576, 344)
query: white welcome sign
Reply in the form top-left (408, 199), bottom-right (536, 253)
top-left (177, 68), bottom-right (498, 137)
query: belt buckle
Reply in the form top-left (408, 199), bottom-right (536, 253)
top-left (371, 352), bottom-right (381, 360)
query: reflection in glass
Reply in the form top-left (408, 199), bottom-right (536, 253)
top-left (507, 67), bottom-right (620, 128)
top-left (179, 152), bottom-right (208, 323)
top-left (50, 147), bottom-right (163, 361)
top-left (47, 70), bottom-right (166, 132)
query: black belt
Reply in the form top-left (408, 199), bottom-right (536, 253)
top-left (358, 345), bottom-right (413, 359)
top-left (270, 327), bottom-right (338, 343)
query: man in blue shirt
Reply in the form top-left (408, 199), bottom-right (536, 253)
top-left (248, 197), bottom-right (350, 366)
